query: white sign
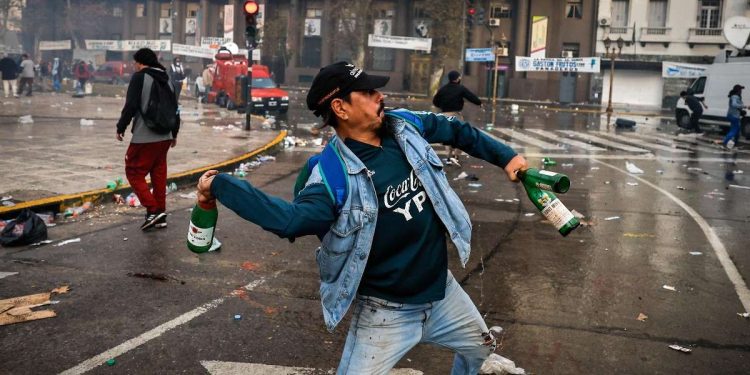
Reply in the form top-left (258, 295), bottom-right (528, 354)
top-left (304, 19), bottom-right (321, 36)
top-left (160, 18), bottom-right (173, 34)
top-left (530, 16), bottom-right (548, 59)
top-left (465, 48), bottom-right (494, 62)
top-left (39, 40), bottom-right (71, 51)
top-left (368, 34), bottom-right (432, 52)
top-left (85, 40), bottom-right (172, 51)
top-left (185, 18), bottom-right (197, 35)
top-left (172, 43), bottom-right (218, 59)
top-left (515, 57), bottom-right (601, 73)
top-left (374, 19), bottom-right (392, 36)
top-left (662, 61), bottom-right (708, 78)
top-left (223, 4), bottom-right (234, 41)
top-left (237, 48), bottom-right (261, 61)
top-left (201, 37), bottom-right (232, 48)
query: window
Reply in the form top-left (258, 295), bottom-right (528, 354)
top-left (491, 5), bottom-right (512, 19)
top-left (566, 0), bottom-right (583, 19)
top-left (112, 6), bottom-right (123, 17)
top-left (611, 0), bottom-right (629, 27)
top-left (301, 37), bottom-right (322, 67)
top-left (187, 3), bottom-right (199, 18)
top-left (135, 3), bottom-right (145, 18)
top-left (561, 43), bottom-right (580, 58)
top-left (691, 77), bottom-right (706, 94)
top-left (306, 8), bottom-right (322, 18)
top-left (699, 0), bottom-right (722, 29)
top-left (160, 3), bottom-right (172, 18)
top-left (647, 0), bottom-right (667, 27)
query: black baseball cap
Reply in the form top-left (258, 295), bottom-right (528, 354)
top-left (306, 61), bottom-right (390, 117)
top-left (734, 84), bottom-right (745, 91)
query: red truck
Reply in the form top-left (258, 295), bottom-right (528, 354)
top-left (208, 51), bottom-right (289, 115)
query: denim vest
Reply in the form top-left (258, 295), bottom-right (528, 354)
top-left (305, 113), bottom-right (473, 332)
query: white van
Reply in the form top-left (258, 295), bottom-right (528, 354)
top-left (675, 56), bottom-right (750, 139)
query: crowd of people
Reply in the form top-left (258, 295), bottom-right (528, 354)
top-left (0, 52), bottom-right (97, 96)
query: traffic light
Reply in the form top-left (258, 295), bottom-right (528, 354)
top-left (467, 7), bottom-right (476, 27)
top-left (243, 0), bottom-right (259, 48)
top-left (477, 7), bottom-right (485, 25)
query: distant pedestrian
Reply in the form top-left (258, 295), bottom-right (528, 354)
top-left (51, 58), bottom-right (62, 93)
top-left (721, 84), bottom-right (747, 150)
top-left (201, 64), bottom-right (213, 93)
top-left (74, 61), bottom-right (91, 94)
top-left (169, 57), bottom-right (186, 101)
top-left (432, 70), bottom-right (482, 164)
top-left (18, 54), bottom-right (35, 96)
top-left (679, 90), bottom-right (707, 135)
top-left (0, 53), bottom-right (19, 98)
top-left (116, 48), bottom-right (180, 230)
top-left (38, 59), bottom-right (50, 92)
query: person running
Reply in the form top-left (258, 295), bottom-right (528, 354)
top-left (433, 70), bottom-right (482, 165)
top-left (196, 61), bottom-right (528, 374)
top-left (679, 90), bottom-right (707, 135)
top-left (721, 84), bottom-right (747, 149)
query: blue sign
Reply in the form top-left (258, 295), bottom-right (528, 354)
top-left (465, 48), bottom-right (495, 62)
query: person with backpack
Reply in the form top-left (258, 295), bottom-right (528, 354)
top-left (116, 48), bottom-right (180, 231)
top-left (195, 61), bottom-right (528, 374)
top-left (169, 57), bottom-right (186, 102)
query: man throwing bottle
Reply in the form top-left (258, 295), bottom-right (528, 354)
top-left (196, 61), bottom-right (527, 374)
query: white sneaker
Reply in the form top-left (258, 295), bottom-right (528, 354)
top-left (727, 140), bottom-right (735, 149)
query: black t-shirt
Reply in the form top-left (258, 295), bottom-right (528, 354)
top-left (685, 95), bottom-right (704, 113)
top-left (345, 133), bottom-right (447, 304)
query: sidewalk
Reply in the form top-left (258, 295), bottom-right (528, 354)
top-left (0, 93), bottom-right (284, 217)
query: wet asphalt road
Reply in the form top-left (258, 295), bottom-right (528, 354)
top-left (1, 95), bottom-right (750, 374)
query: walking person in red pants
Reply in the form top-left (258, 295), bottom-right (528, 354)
top-left (116, 48), bottom-right (180, 230)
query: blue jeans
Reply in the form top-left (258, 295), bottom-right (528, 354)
top-left (338, 271), bottom-right (491, 374)
top-left (723, 115), bottom-right (741, 145)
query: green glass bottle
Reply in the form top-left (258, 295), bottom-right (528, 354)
top-left (518, 170), bottom-right (579, 236)
top-left (187, 199), bottom-right (218, 253)
top-left (520, 168), bottom-right (570, 193)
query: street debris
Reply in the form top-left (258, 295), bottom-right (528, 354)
top-left (479, 353), bottom-right (526, 375)
top-left (30, 240), bottom-right (53, 247)
top-left (662, 285), bottom-right (677, 292)
top-left (668, 344), bottom-right (692, 354)
top-left (637, 313), bottom-right (648, 322)
top-left (733, 170), bottom-right (744, 174)
top-left (604, 216), bottom-right (621, 221)
top-left (63, 202), bottom-right (93, 218)
top-left (625, 161), bottom-right (644, 174)
top-left (656, 170), bottom-right (664, 174)
top-left (0, 272), bottom-right (18, 279)
top-left (728, 184), bottom-right (750, 190)
top-left (738, 312), bottom-right (750, 318)
top-left (561, 163), bottom-right (574, 167)
top-left (127, 272), bottom-right (185, 284)
top-left (524, 213), bottom-right (535, 217)
top-left (79, 118), bottom-right (94, 126)
top-left (54, 238), bottom-right (81, 247)
top-left (541, 157), bottom-right (557, 166)
top-left (676, 186), bottom-right (686, 190)
top-left (626, 182), bottom-right (639, 186)
top-left (686, 167), bottom-right (703, 172)
top-left (689, 251), bottom-right (703, 256)
top-left (179, 192), bottom-right (198, 200)
top-left (17, 115), bottom-right (33, 123)
top-left (106, 177), bottom-right (123, 191)
top-left (106, 359), bottom-right (116, 366)
top-left (468, 183), bottom-right (483, 188)
top-left (234, 314), bottom-right (243, 320)
top-left (590, 167), bottom-right (600, 171)
top-left (0, 285), bottom-right (70, 326)
top-left (453, 172), bottom-right (479, 181)
top-left (126, 193), bottom-right (141, 207)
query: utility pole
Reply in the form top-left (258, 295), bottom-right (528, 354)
top-left (243, 0), bottom-right (259, 131)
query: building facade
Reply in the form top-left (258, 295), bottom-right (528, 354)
top-left (595, 0), bottom-right (750, 109)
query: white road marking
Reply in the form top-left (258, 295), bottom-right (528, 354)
top-left (623, 132), bottom-right (729, 154)
top-left (558, 130), bottom-right (651, 153)
top-left (59, 278), bottom-right (269, 375)
top-left (525, 129), bottom-right (606, 151)
top-left (0, 271), bottom-right (18, 279)
top-left (592, 159), bottom-right (750, 312)
top-left (592, 131), bottom-right (690, 153)
top-left (494, 128), bottom-right (565, 150)
top-left (521, 153), bottom-right (750, 163)
top-left (201, 361), bottom-right (423, 375)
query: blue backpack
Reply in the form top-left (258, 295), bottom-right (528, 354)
top-left (293, 109), bottom-right (425, 213)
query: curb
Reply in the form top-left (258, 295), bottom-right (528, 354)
top-left (0, 130), bottom-right (288, 220)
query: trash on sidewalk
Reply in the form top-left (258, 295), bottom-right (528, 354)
top-left (234, 314), bottom-right (242, 320)
top-left (179, 192), bottom-right (198, 200)
top-left (733, 170), bottom-right (744, 174)
top-left (728, 184), bottom-right (750, 190)
top-left (662, 285), bottom-right (677, 292)
top-left (106, 177), bottom-right (124, 191)
top-left (166, 182), bottom-right (178, 194)
top-left (627, 182), bottom-right (639, 186)
top-left (208, 237), bottom-right (221, 252)
top-left (637, 313), bottom-right (648, 322)
top-left (258, 155), bottom-right (276, 163)
top-left (30, 240), bottom-right (53, 247)
top-left (54, 238), bottom-right (81, 247)
top-left (126, 193), bottom-right (141, 207)
top-left (479, 353), bottom-right (526, 375)
top-left (738, 312), bottom-right (750, 318)
top-left (468, 183), bottom-right (483, 188)
top-left (687, 167), bottom-right (703, 172)
top-left (311, 138), bottom-right (324, 147)
top-left (625, 161), bottom-right (644, 174)
top-left (689, 251), bottom-right (703, 256)
top-left (668, 344), bottom-right (692, 354)
top-left (615, 118), bottom-right (637, 129)
top-left (79, 118), bottom-right (94, 126)
top-left (453, 172), bottom-right (479, 181)
top-left (0, 285), bottom-right (70, 326)
top-left (113, 194), bottom-right (125, 204)
top-left (676, 186), bottom-right (686, 190)
top-left (524, 213), bottom-right (535, 217)
top-left (18, 115), bottom-right (33, 123)
top-left (63, 202), bottom-right (93, 218)
top-left (604, 216), bottom-right (621, 221)
top-left (1, 209), bottom-right (48, 247)
top-left (1, 200), bottom-right (15, 207)
top-left (541, 157), bottom-right (557, 166)
top-left (106, 359), bottom-right (116, 366)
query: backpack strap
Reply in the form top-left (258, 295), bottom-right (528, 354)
top-left (140, 73), bottom-right (154, 114)
top-left (293, 139), bottom-right (349, 214)
top-left (385, 108), bottom-right (424, 136)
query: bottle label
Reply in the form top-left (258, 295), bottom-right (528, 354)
top-left (187, 222), bottom-right (214, 247)
top-left (541, 198), bottom-right (575, 230)
top-left (539, 170), bottom-right (558, 177)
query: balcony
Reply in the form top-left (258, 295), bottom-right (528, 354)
top-left (687, 27), bottom-right (726, 48)
top-left (607, 27), bottom-right (634, 45)
top-left (639, 27), bottom-right (672, 47)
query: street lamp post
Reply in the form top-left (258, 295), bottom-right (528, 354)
top-left (603, 36), bottom-right (624, 128)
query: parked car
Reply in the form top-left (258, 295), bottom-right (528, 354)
top-left (92, 61), bottom-right (135, 84)
top-left (675, 57), bottom-right (750, 139)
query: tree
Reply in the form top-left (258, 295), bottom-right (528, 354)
top-left (327, 0), bottom-right (373, 67)
top-left (420, 0), bottom-right (464, 96)
top-left (0, 0), bottom-right (22, 40)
